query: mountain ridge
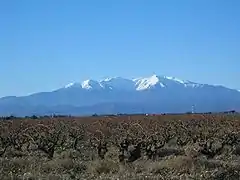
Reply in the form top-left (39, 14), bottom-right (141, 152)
top-left (62, 74), bottom-right (227, 92)
top-left (0, 74), bottom-right (239, 116)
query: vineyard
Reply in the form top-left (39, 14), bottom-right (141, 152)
top-left (0, 114), bottom-right (240, 180)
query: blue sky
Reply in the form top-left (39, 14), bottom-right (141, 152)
top-left (0, 0), bottom-right (240, 97)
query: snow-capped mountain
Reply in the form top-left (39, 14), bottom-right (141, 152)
top-left (0, 74), bottom-right (239, 116)
top-left (63, 75), bottom-right (206, 91)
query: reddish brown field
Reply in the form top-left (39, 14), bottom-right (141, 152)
top-left (0, 114), bottom-right (240, 179)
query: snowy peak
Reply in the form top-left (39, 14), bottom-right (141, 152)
top-left (81, 80), bottom-right (103, 90)
top-left (133, 75), bottom-right (199, 91)
top-left (134, 75), bottom-right (165, 90)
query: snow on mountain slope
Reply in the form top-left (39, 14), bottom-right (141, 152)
top-left (133, 75), bottom-right (205, 90)
top-left (162, 76), bottom-right (204, 88)
top-left (164, 76), bottom-right (187, 84)
top-left (65, 80), bottom-right (104, 90)
top-left (100, 77), bottom-right (135, 91)
top-left (62, 74), bottom-right (236, 92)
top-left (134, 75), bottom-right (165, 90)
top-left (65, 83), bottom-right (81, 88)
top-left (81, 80), bottom-right (104, 90)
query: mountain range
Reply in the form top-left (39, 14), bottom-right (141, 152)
top-left (0, 75), bottom-right (240, 116)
